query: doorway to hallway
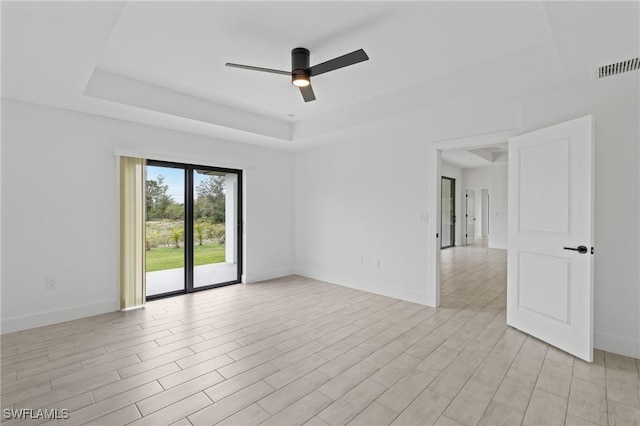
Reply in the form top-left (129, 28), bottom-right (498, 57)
top-left (432, 116), bottom-right (595, 361)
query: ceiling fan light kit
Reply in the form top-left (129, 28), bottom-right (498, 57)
top-left (291, 47), bottom-right (311, 87)
top-left (225, 47), bottom-right (369, 102)
top-left (292, 73), bottom-right (310, 87)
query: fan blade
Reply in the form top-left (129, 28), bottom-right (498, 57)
top-left (299, 84), bottom-right (316, 102)
top-left (225, 63), bottom-right (290, 76)
top-left (308, 49), bottom-right (369, 76)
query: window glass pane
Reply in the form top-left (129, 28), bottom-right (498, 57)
top-left (441, 178), bottom-right (454, 248)
top-left (145, 165), bottom-right (185, 296)
top-left (193, 170), bottom-right (238, 287)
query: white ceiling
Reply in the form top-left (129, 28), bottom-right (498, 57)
top-left (442, 143), bottom-right (509, 170)
top-left (2, 1), bottom-right (639, 151)
top-left (96, 1), bottom-right (552, 121)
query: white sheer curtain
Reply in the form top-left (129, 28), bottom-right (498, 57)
top-left (119, 156), bottom-right (146, 310)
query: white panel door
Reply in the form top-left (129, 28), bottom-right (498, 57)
top-left (507, 115), bottom-right (593, 362)
top-left (466, 190), bottom-right (475, 245)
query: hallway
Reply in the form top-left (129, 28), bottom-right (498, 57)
top-left (440, 238), bottom-right (506, 311)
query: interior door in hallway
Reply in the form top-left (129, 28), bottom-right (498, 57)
top-left (465, 190), bottom-right (475, 245)
top-left (507, 115), bottom-right (593, 362)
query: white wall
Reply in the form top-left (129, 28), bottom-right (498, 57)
top-left (463, 167), bottom-right (491, 187)
top-left (295, 102), bottom-right (525, 306)
top-left (440, 162), bottom-right (463, 246)
top-left (1, 99), bottom-right (296, 333)
top-left (489, 165), bottom-right (508, 249)
top-left (294, 135), bottom-right (430, 304)
top-left (295, 72), bottom-right (640, 358)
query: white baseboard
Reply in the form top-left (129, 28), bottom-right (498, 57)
top-left (1, 266), bottom-right (296, 333)
top-left (245, 267), bottom-right (295, 284)
top-left (294, 267), bottom-right (430, 306)
top-left (595, 330), bottom-right (640, 358)
top-left (489, 242), bottom-right (508, 250)
top-left (1, 299), bottom-right (118, 334)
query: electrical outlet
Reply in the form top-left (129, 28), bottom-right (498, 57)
top-left (46, 278), bottom-right (56, 289)
top-left (375, 259), bottom-right (381, 269)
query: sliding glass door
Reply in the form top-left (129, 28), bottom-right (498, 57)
top-left (441, 176), bottom-right (455, 249)
top-left (193, 169), bottom-right (239, 288)
top-left (145, 161), bottom-right (242, 299)
top-left (145, 163), bottom-right (186, 297)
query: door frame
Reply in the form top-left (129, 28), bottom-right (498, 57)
top-left (146, 159), bottom-right (243, 300)
top-left (426, 128), bottom-right (520, 307)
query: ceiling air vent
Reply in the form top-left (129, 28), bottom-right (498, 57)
top-left (597, 57), bottom-right (640, 79)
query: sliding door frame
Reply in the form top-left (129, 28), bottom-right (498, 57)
top-left (146, 159), bottom-right (243, 300)
top-left (441, 176), bottom-right (456, 249)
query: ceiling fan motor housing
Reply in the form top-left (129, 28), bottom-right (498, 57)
top-left (291, 47), bottom-right (310, 84)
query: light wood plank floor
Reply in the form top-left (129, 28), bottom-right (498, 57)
top-left (2, 243), bottom-right (639, 425)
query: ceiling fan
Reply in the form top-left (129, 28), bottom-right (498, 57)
top-left (225, 47), bottom-right (369, 102)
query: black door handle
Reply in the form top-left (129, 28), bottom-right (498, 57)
top-left (563, 245), bottom-right (588, 254)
